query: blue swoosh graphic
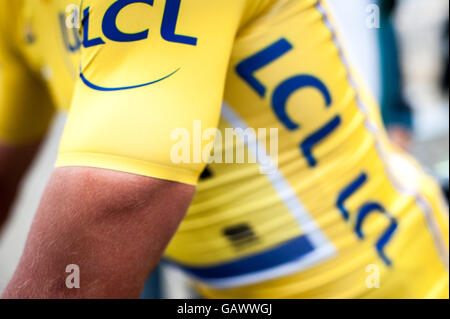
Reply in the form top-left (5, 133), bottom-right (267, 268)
top-left (80, 68), bottom-right (181, 91)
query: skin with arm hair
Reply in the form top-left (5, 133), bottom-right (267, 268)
top-left (2, 167), bottom-right (195, 299)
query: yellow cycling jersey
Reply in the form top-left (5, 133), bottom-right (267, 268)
top-left (0, 0), bottom-right (448, 298)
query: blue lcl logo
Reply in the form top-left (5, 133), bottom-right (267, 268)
top-left (83, 0), bottom-right (198, 48)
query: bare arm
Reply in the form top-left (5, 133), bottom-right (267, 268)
top-left (2, 167), bottom-right (195, 299)
top-left (0, 140), bottom-right (42, 231)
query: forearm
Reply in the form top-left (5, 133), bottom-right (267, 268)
top-left (2, 167), bottom-right (194, 299)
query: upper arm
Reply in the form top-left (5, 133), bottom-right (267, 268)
top-left (57, 0), bottom-right (247, 185)
top-left (3, 167), bottom-right (196, 298)
top-left (0, 3), bottom-right (55, 145)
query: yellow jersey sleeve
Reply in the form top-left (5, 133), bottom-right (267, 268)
top-left (0, 1), bottom-right (55, 145)
top-left (56, 0), bottom-right (252, 185)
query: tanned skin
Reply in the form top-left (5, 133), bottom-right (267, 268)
top-left (0, 140), bottom-right (42, 233)
top-left (2, 167), bottom-right (195, 298)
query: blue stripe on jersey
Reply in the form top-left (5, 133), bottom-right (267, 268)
top-left (163, 234), bottom-right (315, 280)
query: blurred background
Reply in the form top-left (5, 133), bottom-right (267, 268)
top-left (0, 0), bottom-right (448, 298)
